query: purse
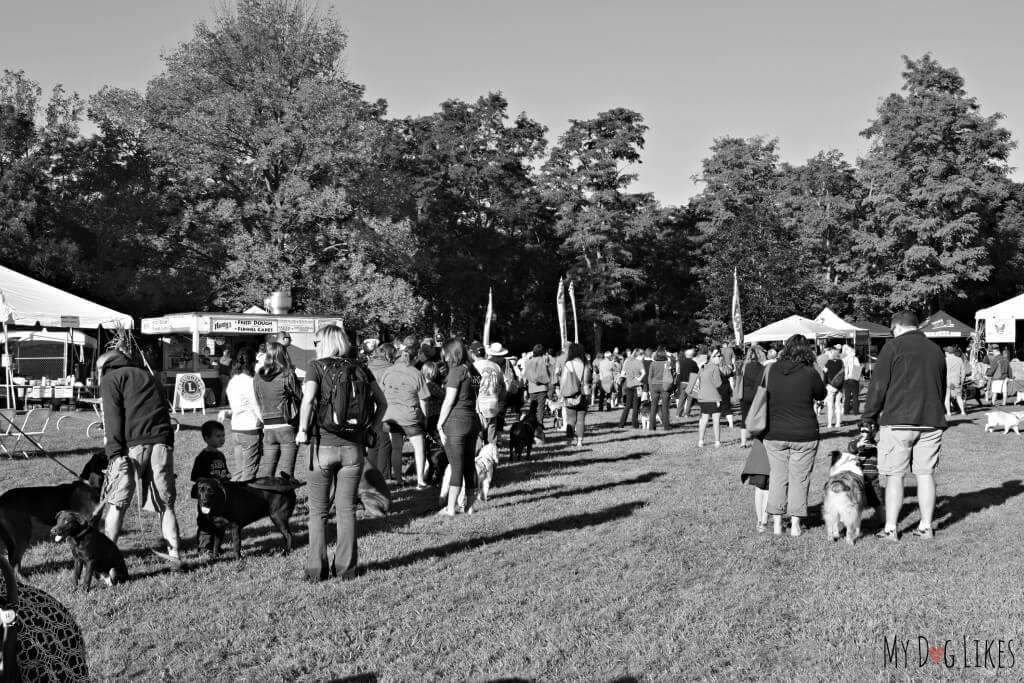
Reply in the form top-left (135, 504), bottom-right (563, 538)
top-left (561, 362), bottom-right (583, 407)
top-left (744, 365), bottom-right (771, 436)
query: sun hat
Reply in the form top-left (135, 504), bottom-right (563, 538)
top-left (487, 342), bottom-right (509, 357)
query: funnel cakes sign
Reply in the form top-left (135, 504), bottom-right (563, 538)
top-left (210, 317), bottom-right (278, 335)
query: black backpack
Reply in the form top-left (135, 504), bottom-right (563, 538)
top-left (315, 358), bottom-right (375, 437)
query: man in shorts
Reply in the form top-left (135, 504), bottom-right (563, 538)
top-left (861, 310), bottom-right (946, 540)
top-left (98, 349), bottom-right (182, 565)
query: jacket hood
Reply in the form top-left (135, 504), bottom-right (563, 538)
top-left (97, 350), bottom-right (134, 372)
top-left (774, 359), bottom-right (806, 375)
top-left (258, 367), bottom-right (283, 381)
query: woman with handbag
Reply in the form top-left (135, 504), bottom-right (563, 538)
top-left (253, 341), bottom-right (302, 478)
top-left (561, 343), bottom-right (592, 448)
top-left (763, 335), bottom-right (827, 537)
top-left (738, 345), bottom-right (767, 448)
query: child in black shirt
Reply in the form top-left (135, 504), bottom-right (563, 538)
top-left (191, 420), bottom-right (230, 553)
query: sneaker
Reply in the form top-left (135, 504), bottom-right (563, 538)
top-left (152, 548), bottom-right (183, 567)
top-left (910, 526), bottom-right (934, 539)
top-left (756, 521), bottom-right (768, 534)
top-left (875, 528), bottom-right (900, 542)
top-left (697, 440), bottom-right (705, 448)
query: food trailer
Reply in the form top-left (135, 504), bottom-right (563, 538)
top-left (140, 310), bottom-right (342, 407)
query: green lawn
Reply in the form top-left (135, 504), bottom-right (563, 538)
top-left (3, 403), bottom-right (1023, 681)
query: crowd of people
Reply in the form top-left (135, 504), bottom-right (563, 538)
top-left (93, 311), bottom-right (1005, 580)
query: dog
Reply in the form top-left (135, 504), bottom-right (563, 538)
top-left (509, 408), bottom-right (545, 462)
top-left (440, 443), bottom-right (501, 507)
top-left (638, 400), bottom-right (652, 430)
top-left (49, 510), bottom-right (127, 591)
top-left (425, 431), bottom-right (449, 486)
top-left (194, 474), bottom-right (303, 559)
top-left (545, 398), bottom-right (564, 430)
top-left (0, 478), bottom-right (102, 575)
top-left (822, 451), bottom-right (867, 545)
top-left (983, 410), bottom-right (1024, 434)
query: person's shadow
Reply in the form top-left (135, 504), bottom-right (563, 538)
top-left (933, 479), bottom-right (1024, 529)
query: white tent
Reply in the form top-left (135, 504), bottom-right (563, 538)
top-left (1, 329), bottom-right (97, 348)
top-left (813, 307), bottom-right (865, 334)
top-left (975, 293), bottom-right (1024, 343)
top-left (745, 315), bottom-right (843, 343)
top-left (0, 265), bottom-right (133, 328)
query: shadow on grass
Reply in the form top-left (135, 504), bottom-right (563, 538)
top-left (594, 432), bottom-right (682, 445)
top-left (498, 451), bottom-right (651, 485)
top-left (327, 675), bottom-right (377, 683)
top-left (493, 471), bottom-right (666, 507)
top-left (935, 479), bottom-right (1024, 528)
top-left (361, 501), bottom-right (647, 573)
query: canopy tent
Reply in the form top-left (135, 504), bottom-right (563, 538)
top-left (975, 293), bottom-right (1024, 344)
top-left (1, 329), bottom-right (97, 348)
top-left (745, 315), bottom-right (842, 343)
top-left (0, 265), bottom-right (132, 328)
top-left (919, 310), bottom-right (973, 339)
top-left (850, 320), bottom-right (893, 339)
top-left (813, 307), bottom-right (865, 334)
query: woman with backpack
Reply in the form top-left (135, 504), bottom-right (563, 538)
top-left (379, 345), bottom-right (431, 489)
top-left (561, 343), bottom-right (592, 448)
top-left (253, 341), bottom-right (302, 478)
top-left (437, 339), bottom-right (482, 516)
top-left (296, 324), bottom-right (387, 582)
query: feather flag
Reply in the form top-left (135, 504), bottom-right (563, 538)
top-left (483, 288), bottom-right (493, 348)
top-left (556, 277), bottom-right (567, 348)
top-left (568, 280), bottom-right (579, 344)
top-left (731, 268), bottom-right (743, 346)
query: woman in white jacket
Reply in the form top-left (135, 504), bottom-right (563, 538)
top-left (224, 347), bottom-right (263, 480)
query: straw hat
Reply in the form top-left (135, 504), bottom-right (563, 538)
top-left (487, 342), bottom-right (509, 357)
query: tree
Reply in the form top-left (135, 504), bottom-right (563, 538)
top-left (143, 0), bottom-right (423, 329)
top-left (541, 108), bottom-right (656, 352)
top-left (691, 136), bottom-right (821, 338)
top-left (852, 54), bottom-right (1017, 318)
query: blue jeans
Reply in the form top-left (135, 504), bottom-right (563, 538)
top-left (649, 389), bottom-right (671, 430)
top-left (231, 431), bottom-right (262, 481)
top-left (443, 413), bottom-right (480, 490)
top-left (306, 441), bottom-right (364, 581)
top-left (259, 426), bottom-right (297, 478)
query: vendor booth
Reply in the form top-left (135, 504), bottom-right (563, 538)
top-left (1, 265), bottom-right (133, 410)
top-left (140, 307), bottom-right (342, 408)
top-left (850, 320), bottom-right (893, 340)
top-left (919, 310), bottom-right (973, 340)
top-left (975, 294), bottom-right (1024, 346)
top-left (745, 315), bottom-right (841, 343)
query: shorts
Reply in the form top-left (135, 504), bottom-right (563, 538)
top-left (700, 401), bottom-right (721, 415)
top-left (877, 426), bottom-right (942, 476)
top-left (947, 383), bottom-right (963, 398)
top-left (103, 443), bottom-right (176, 513)
top-left (385, 419), bottom-right (425, 437)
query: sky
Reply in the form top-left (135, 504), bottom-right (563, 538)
top-left (2, 0), bottom-right (1023, 206)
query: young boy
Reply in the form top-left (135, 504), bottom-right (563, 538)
top-left (191, 420), bottom-right (230, 553)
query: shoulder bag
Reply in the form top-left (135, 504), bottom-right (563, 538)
top-left (744, 364), bottom-right (771, 436)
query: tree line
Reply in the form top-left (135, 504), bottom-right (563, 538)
top-left (2, 0), bottom-right (1022, 350)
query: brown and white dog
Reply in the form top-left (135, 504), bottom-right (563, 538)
top-left (440, 443), bottom-right (501, 506)
top-left (983, 410), bottom-right (1024, 435)
top-left (822, 451), bottom-right (867, 546)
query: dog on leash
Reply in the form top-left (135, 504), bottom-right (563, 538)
top-left (545, 398), bottom-right (564, 430)
top-left (440, 443), bottom-right (500, 506)
top-left (509, 407), bottom-right (545, 462)
top-left (638, 400), bottom-right (652, 430)
top-left (822, 451), bottom-right (867, 545)
top-left (50, 510), bottom-right (127, 591)
top-left (194, 474), bottom-right (303, 559)
top-left (984, 410), bottom-right (1024, 434)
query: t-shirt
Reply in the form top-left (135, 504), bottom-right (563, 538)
top-left (824, 358), bottom-right (844, 386)
top-left (190, 449), bottom-right (229, 494)
top-left (446, 363), bottom-right (480, 417)
top-left (305, 358), bottom-right (374, 447)
top-left (622, 358), bottom-right (644, 388)
top-left (380, 362), bottom-right (430, 426)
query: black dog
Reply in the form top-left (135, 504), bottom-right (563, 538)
top-left (194, 475), bottom-right (302, 559)
top-left (509, 407), bottom-right (544, 462)
top-left (0, 478), bottom-right (101, 575)
top-left (50, 510), bottom-right (127, 591)
top-left (426, 431), bottom-right (448, 486)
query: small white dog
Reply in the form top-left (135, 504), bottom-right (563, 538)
top-left (822, 451), bottom-right (866, 546)
top-left (983, 410), bottom-right (1024, 434)
top-left (440, 443), bottom-right (501, 507)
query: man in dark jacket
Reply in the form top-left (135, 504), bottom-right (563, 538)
top-left (861, 310), bottom-right (946, 541)
top-left (98, 349), bottom-right (182, 565)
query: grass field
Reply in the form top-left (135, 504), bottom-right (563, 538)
top-left (3, 402), bottom-right (1023, 682)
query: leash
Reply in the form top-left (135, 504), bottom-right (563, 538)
top-left (0, 411), bottom-right (84, 481)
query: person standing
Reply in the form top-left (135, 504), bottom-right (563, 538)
top-left (618, 349), bottom-right (645, 429)
top-left (763, 335), bottom-right (827, 537)
top-left (561, 343), bottom-right (592, 447)
top-left (822, 346), bottom-right (845, 429)
top-left (944, 346), bottom-right (967, 418)
top-left (862, 311), bottom-right (946, 541)
top-left (841, 344), bottom-right (863, 416)
top-left (97, 348), bottom-right (182, 566)
top-left (594, 351), bottom-right (616, 411)
top-left (216, 348), bottom-right (233, 406)
top-left (254, 341), bottom-right (301, 478)
top-left (985, 346), bottom-right (1011, 405)
top-left (437, 340), bottom-right (482, 516)
top-left (524, 344), bottom-right (551, 424)
top-left (364, 342), bottom-right (395, 478)
top-left (676, 348), bottom-right (700, 419)
top-left (296, 324), bottom-right (387, 581)
top-left (695, 350), bottom-right (725, 448)
top-left (646, 347), bottom-right (674, 431)
top-left (739, 345), bottom-right (766, 448)
top-left (379, 345), bottom-right (432, 489)
top-left (224, 348), bottom-right (262, 481)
